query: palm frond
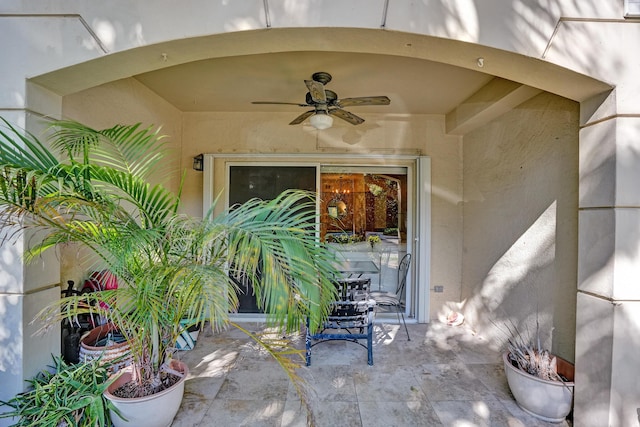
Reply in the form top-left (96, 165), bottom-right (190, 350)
top-left (216, 191), bottom-right (337, 331)
top-left (0, 117), bottom-right (59, 170)
top-left (49, 120), bottom-right (170, 180)
top-left (90, 167), bottom-right (178, 228)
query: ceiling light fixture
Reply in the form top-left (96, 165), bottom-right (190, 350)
top-left (309, 112), bottom-right (333, 130)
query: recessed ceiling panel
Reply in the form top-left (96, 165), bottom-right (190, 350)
top-left (134, 51), bottom-right (493, 114)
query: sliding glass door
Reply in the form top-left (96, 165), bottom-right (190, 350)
top-left (227, 165), bottom-right (317, 313)
top-left (213, 158), bottom-right (424, 322)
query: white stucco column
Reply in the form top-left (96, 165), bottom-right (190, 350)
top-left (575, 94), bottom-right (640, 426)
top-left (0, 111), bottom-right (63, 427)
top-left (0, 209), bottom-right (61, 427)
top-left (539, 11), bottom-right (640, 425)
top-left (0, 15), bottom-right (71, 425)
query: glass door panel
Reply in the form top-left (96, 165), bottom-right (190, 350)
top-left (228, 165), bottom-right (317, 313)
top-left (320, 170), bottom-right (409, 307)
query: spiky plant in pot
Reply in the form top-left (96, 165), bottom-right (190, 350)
top-left (504, 318), bottom-right (571, 383)
top-left (501, 316), bottom-right (575, 423)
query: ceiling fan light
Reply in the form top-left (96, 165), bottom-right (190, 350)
top-left (309, 113), bottom-right (333, 130)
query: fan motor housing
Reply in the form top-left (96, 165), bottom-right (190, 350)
top-left (311, 71), bottom-right (332, 85)
top-left (306, 90), bottom-right (337, 105)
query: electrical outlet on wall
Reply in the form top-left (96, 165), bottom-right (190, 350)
top-left (625, 0), bottom-right (640, 17)
top-left (434, 285), bottom-right (444, 293)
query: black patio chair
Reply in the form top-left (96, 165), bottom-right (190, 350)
top-left (305, 277), bottom-right (375, 366)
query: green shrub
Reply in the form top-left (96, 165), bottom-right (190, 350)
top-left (383, 228), bottom-right (398, 236)
top-left (0, 356), bottom-right (121, 427)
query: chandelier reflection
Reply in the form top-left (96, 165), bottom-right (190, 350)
top-left (328, 176), bottom-right (350, 219)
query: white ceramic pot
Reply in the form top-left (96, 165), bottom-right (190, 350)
top-left (503, 352), bottom-right (574, 423)
top-left (104, 359), bottom-right (188, 427)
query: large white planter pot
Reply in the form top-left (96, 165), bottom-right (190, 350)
top-left (503, 352), bottom-right (574, 423)
top-left (104, 359), bottom-right (188, 427)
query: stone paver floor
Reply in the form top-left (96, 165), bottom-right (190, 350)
top-left (171, 322), bottom-right (571, 427)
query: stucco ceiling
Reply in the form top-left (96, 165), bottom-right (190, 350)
top-left (32, 27), bottom-right (611, 127)
top-left (30, 28), bottom-right (610, 128)
top-left (133, 51), bottom-right (495, 119)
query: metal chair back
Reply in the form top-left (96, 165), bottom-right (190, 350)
top-left (396, 253), bottom-right (412, 300)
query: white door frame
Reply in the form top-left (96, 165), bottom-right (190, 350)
top-left (416, 156), bottom-right (431, 322)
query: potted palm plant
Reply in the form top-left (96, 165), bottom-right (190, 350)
top-left (0, 118), bottom-right (338, 426)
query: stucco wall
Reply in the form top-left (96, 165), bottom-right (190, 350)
top-left (461, 92), bottom-right (579, 360)
top-left (182, 111), bottom-right (437, 214)
top-left (184, 111), bottom-right (463, 321)
top-left (424, 122), bottom-right (463, 319)
top-left (62, 78), bottom-right (183, 193)
top-left (62, 80), bottom-right (465, 321)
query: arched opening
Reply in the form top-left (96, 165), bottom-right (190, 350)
top-left (26, 26), bottom-right (611, 354)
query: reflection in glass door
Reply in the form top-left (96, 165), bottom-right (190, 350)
top-left (228, 165), bottom-right (317, 313)
top-left (320, 169), bottom-right (410, 312)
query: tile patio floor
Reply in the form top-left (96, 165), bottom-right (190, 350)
top-left (170, 322), bottom-right (572, 427)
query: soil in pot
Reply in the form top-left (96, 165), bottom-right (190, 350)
top-left (111, 367), bottom-right (182, 398)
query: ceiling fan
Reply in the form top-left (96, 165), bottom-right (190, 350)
top-left (251, 72), bottom-right (391, 129)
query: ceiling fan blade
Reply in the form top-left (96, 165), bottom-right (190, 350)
top-left (304, 80), bottom-right (327, 104)
top-left (329, 108), bottom-right (365, 125)
top-left (252, 101), bottom-right (309, 106)
top-left (289, 110), bottom-right (316, 125)
top-left (336, 96), bottom-right (391, 107)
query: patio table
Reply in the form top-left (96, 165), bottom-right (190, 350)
top-left (333, 259), bottom-right (379, 277)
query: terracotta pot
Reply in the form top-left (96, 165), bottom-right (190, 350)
top-left (503, 352), bottom-right (574, 423)
top-left (104, 359), bottom-right (188, 427)
top-left (79, 324), bottom-right (131, 370)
